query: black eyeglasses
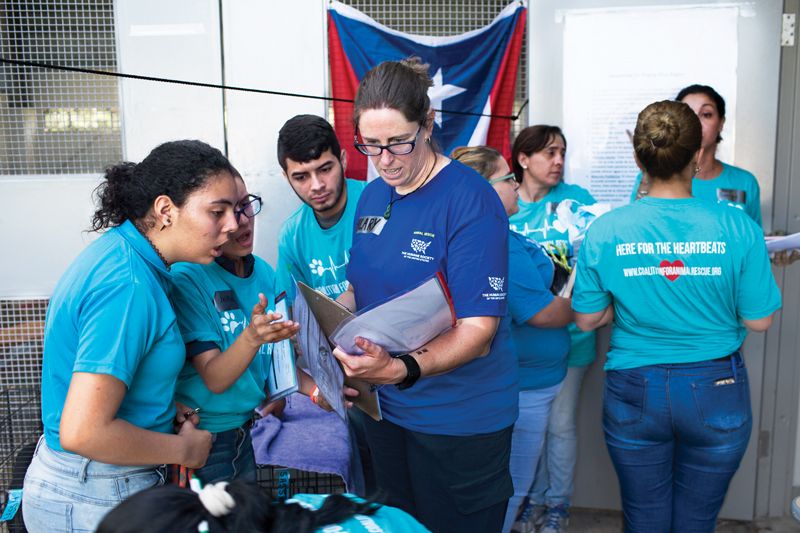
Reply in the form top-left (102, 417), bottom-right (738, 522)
top-left (234, 194), bottom-right (262, 223)
top-left (354, 126), bottom-right (422, 156)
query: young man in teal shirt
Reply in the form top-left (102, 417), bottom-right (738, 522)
top-left (276, 114), bottom-right (366, 303)
top-left (275, 114), bottom-right (371, 495)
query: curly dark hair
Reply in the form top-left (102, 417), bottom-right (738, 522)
top-left (91, 140), bottom-right (235, 232)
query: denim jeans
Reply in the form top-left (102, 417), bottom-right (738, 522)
top-left (194, 421), bottom-right (257, 484)
top-left (22, 436), bottom-right (165, 533)
top-left (530, 364), bottom-right (589, 508)
top-left (502, 382), bottom-right (563, 533)
top-left (603, 353), bottom-right (751, 533)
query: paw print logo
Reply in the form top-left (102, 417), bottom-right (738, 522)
top-left (488, 276), bottom-right (505, 292)
top-left (309, 259), bottom-right (326, 277)
top-left (410, 239), bottom-right (431, 254)
top-left (220, 311), bottom-right (242, 334)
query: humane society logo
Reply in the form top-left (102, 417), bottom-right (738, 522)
top-left (402, 231), bottom-right (436, 263)
top-left (483, 276), bottom-right (507, 301)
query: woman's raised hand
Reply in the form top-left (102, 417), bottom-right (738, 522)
top-left (241, 293), bottom-right (300, 346)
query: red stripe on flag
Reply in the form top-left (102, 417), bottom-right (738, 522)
top-left (328, 12), bottom-right (368, 181)
top-left (486, 9), bottom-right (526, 162)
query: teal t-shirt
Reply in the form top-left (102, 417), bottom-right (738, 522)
top-left (508, 181), bottom-right (597, 367)
top-left (573, 196), bottom-right (781, 370)
top-left (508, 232), bottom-right (570, 390)
top-left (277, 179), bottom-right (366, 303)
top-left (170, 257), bottom-right (277, 433)
top-left (287, 493), bottom-right (431, 532)
top-left (42, 221), bottom-right (185, 452)
top-left (629, 163), bottom-right (762, 226)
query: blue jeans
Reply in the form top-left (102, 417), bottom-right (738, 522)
top-left (502, 382), bottom-right (563, 533)
top-left (603, 353), bottom-right (751, 533)
top-left (530, 364), bottom-right (589, 508)
top-left (195, 421), bottom-right (257, 484)
top-left (22, 436), bottom-right (165, 533)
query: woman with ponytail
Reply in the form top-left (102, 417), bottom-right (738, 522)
top-left (23, 140), bottom-right (241, 532)
top-left (573, 101), bottom-right (780, 532)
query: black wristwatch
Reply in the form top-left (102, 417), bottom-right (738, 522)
top-left (395, 353), bottom-right (421, 390)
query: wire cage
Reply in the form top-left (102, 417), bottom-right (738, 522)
top-left (0, 387), bottom-right (41, 533)
top-left (256, 465), bottom-right (346, 501)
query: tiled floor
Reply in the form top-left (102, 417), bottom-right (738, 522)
top-left (569, 508), bottom-right (800, 532)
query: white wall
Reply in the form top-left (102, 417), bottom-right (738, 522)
top-left (0, 1), bottom-right (328, 297)
top-left (221, 0), bottom-right (328, 265)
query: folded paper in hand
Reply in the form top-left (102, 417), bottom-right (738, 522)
top-left (293, 273), bottom-right (456, 421)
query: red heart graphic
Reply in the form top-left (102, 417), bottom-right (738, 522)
top-left (660, 259), bottom-right (684, 281)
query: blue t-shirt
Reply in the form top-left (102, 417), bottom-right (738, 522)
top-left (573, 196), bottom-right (781, 370)
top-left (629, 163), bottom-right (762, 226)
top-left (277, 179), bottom-right (366, 303)
top-left (288, 494), bottom-right (430, 532)
top-left (170, 257), bottom-right (277, 433)
top-left (508, 181), bottom-right (596, 367)
top-left (508, 232), bottom-right (570, 390)
top-left (347, 160), bottom-right (518, 436)
top-left (42, 221), bottom-right (185, 452)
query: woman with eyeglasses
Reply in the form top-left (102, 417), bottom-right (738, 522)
top-left (506, 125), bottom-right (597, 533)
top-left (23, 141), bottom-right (239, 533)
top-left (451, 146), bottom-right (573, 533)
top-left (169, 173), bottom-right (305, 484)
top-left (332, 58), bottom-right (517, 533)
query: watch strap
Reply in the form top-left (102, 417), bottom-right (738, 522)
top-left (395, 353), bottom-right (421, 390)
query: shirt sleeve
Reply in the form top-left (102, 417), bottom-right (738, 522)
top-left (508, 238), bottom-right (554, 325)
top-left (748, 178), bottom-right (762, 227)
top-left (170, 268), bottom-right (223, 348)
top-left (445, 193), bottom-right (509, 318)
top-left (74, 281), bottom-right (158, 386)
top-left (572, 226), bottom-right (612, 313)
top-left (276, 226), bottom-right (301, 305)
top-left (737, 222), bottom-right (781, 320)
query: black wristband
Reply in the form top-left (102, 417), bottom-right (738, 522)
top-left (395, 353), bottom-right (421, 390)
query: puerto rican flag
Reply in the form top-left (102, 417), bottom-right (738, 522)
top-left (328, 1), bottom-right (527, 180)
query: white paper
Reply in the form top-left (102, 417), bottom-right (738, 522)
top-left (331, 275), bottom-right (455, 355)
top-left (765, 233), bottom-right (800, 253)
top-left (266, 294), bottom-right (299, 403)
top-left (293, 286), bottom-right (347, 420)
top-left (562, 6), bottom-right (738, 207)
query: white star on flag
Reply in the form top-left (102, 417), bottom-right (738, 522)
top-left (428, 68), bottom-right (467, 127)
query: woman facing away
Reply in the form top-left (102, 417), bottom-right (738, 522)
top-left (23, 140), bottom-right (242, 532)
top-left (332, 58), bottom-right (518, 533)
top-left (574, 100), bottom-right (780, 532)
top-left (451, 145), bottom-right (573, 533)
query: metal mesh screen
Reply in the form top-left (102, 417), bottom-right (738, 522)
top-left (0, 298), bottom-right (46, 531)
top-left (0, 0), bottom-right (121, 175)
top-left (333, 0), bottom-right (528, 138)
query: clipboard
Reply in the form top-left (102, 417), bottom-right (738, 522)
top-left (296, 282), bottom-right (382, 421)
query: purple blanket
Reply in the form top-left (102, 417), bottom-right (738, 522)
top-left (251, 393), bottom-right (353, 490)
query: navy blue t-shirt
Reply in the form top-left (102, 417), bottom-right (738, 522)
top-left (347, 160), bottom-right (518, 436)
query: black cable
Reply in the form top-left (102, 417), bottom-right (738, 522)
top-left (0, 57), bottom-right (528, 121)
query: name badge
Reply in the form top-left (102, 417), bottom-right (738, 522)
top-left (716, 188), bottom-right (746, 203)
top-left (213, 290), bottom-right (239, 312)
top-left (356, 216), bottom-right (387, 235)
